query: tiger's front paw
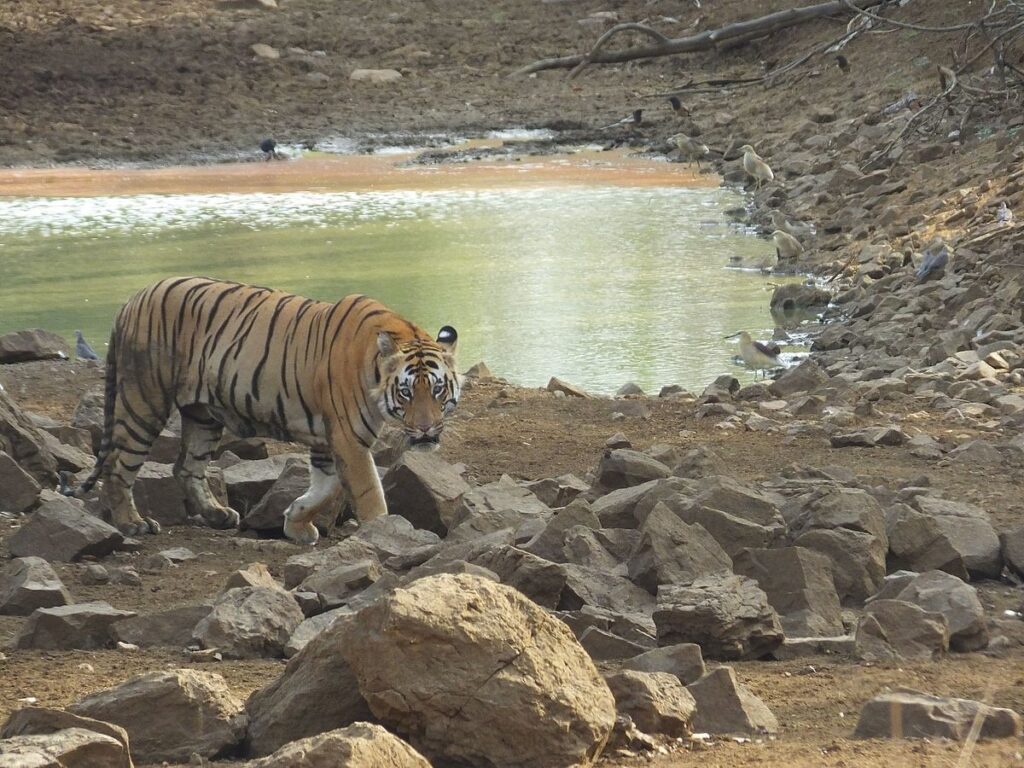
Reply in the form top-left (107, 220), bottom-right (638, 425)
top-left (119, 517), bottom-right (161, 537)
top-left (283, 517), bottom-right (320, 546)
top-left (203, 505), bottom-right (240, 530)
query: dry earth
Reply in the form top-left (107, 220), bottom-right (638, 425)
top-left (2, 0), bottom-right (1024, 765)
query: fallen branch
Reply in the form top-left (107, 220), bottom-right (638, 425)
top-left (512, 0), bottom-right (887, 76)
top-left (568, 23), bottom-right (670, 79)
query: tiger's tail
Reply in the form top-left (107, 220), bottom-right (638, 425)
top-left (63, 330), bottom-right (117, 498)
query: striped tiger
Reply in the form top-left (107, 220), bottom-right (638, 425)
top-left (69, 276), bottom-right (460, 544)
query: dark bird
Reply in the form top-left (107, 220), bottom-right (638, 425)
top-left (835, 54), bottom-right (850, 74)
top-left (668, 96), bottom-right (690, 115)
top-left (600, 109), bottom-right (643, 130)
top-left (915, 237), bottom-right (949, 281)
top-left (260, 138), bottom-right (280, 161)
top-left (74, 330), bottom-right (99, 361)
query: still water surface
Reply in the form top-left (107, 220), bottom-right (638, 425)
top-left (0, 153), bottom-right (786, 394)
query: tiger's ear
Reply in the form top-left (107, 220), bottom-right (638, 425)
top-left (377, 331), bottom-right (399, 357)
top-left (436, 326), bottom-right (458, 354)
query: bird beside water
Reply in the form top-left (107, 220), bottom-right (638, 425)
top-left (75, 330), bottom-right (100, 361)
top-left (739, 145), bottom-right (774, 191)
top-left (260, 138), bottom-right (281, 161)
top-left (725, 331), bottom-right (783, 378)
top-left (772, 229), bottom-right (804, 262)
top-left (915, 237), bottom-right (949, 282)
top-left (669, 133), bottom-right (710, 168)
top-left (770, 211), bottom-right (813, 240)
top-left (601, 109), bottom-right (643, 130)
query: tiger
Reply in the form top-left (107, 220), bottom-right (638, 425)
top-left (68, 276), bottom-right (460, 545)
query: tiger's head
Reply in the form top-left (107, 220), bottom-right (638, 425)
top-left (376, 326), bottom-right (460, 449)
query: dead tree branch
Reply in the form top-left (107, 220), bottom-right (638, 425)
top-left (512, 0), bottom-right (887, 76)
top-left (569, 23), bottom-right (670, 79)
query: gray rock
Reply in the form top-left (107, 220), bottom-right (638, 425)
top-left (578, 626), bottom-right (650, 660)
top-left (604, 670), bottom-right (695, 737)
top-left (193, 586), bottom-right (304, 658)
top-left (382, 451), bottom-right (470, 534)
top-left (675, 501), bottom-right (781, 558)
top-left (1002, 525), bottom-right (1024, 577)
top-left (622, 644), bottom-right (706, 685)
top-left (732, 547), bottom-right (844, 636)
top-left (284, 606), bottom-right (353, 658)
top-left (687, 667), bottom-right (779, 735)
top-left (0, 706), bottom-right (132, 766)
top-left (522, 499), bottom-right (600, 562)
top-left (830, 426), bottom-right (908, 447)
top-left (526, 474), bottom-right (589, 508)
top-left (768, 358), bottom-right (830, 397)
top-left (627, 503), bottom-right (732, 594)
top-left (596, 449), bottom-right (671, 491)
top-left (897, 496), bottom-right (1003, 579)
top-left (299, 560), bottom-right (383, 609)
top-left (793, 527), bottom-right (887, 605)
top-left (895, 570), bottom-right (988, 651)
top-left (854, 600), bottom-right (949, 661)
top-left (654, 574), bottom-right (784, 660)
top-left (112, 604), bottom-right (213, 648)
top-left (692, 475), bottom-right (783, 526)
top-left (350, 514), bottom-right (441, 559)
top-left (0, 386), bottom-right (58, 486)
top-left (0, 451), bottom-right (41, 514)
top-left (0, 556), bottom-right (71, 615)
top-left (13, 601), bottom-right (136, 650)
top-left (0, 329), bottom-right (68, 363)
top-left (39, 430), bottom-right (94, 474)
top-left (243, 722), bottom-right (431, 767)
top-left (80, 563), bottom-right (110, 585)
top-left (0, 727), bottom-right (130, 767)
top-left (771, 635), bottom-right (856, 660)
top-left (591, 479), bottom-right (663, 528)
top-left (70, 389), bottom-right (105, 454)
top-left (854, 691), bottom-right (1022, 739)
top-left (69, 669), bottom-right (246, 763)
top-left (224, 562), bottom-right (279, 591)
top-left (242, 458), bottom-right (313, 532)
top-left (223, 455), bottom-right (296, 514)
top-left (282, 538), bottom-right (380, 589)
top-left (132, 462), bottom-right (226, 527)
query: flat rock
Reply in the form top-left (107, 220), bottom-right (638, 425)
top-left (0, 329), bottom-right (68, 363)
top-left (895, 570), bottom-right (988, 651)
top-left (282, 538), bottom-right (380, 589)
top-left (604, 670), bottom-right (695, 737)
top-left (243, 722), bottom-right (431, 767)
top-left (112, 604), bottom-right (213, 648)
top-left (13, 601), bottom-right (136, 650)
top-left (654, 574), bottom-right (784, 661)
top-left (192, 586), bottom-right (304, 658)
top-left (0, 706), bottom-right (131, 765)
top-left (854, 690), bottom-right (1022, 739)
top-left (299, 559), bottom-right (383, 609)
top-left (224, 562), bottom-right (279, 591)
top-left (349, 68), bottom-right (402, 83)
top-left (0, 556), bottom-right (71, 616)
top-left (0, 728), bottom-right (130, 767)
top-left (771, 635), bottom-right (856, 660)
top-left (854, 599), bottom-right (949, 661)
top-left (547, 376), bottom-right (592, 398)
top-left (382, 451), bottom-right (470, 535)
top-left (69, 669), bottom-right (246, 763)
top-left (8, 493), bottom-right (123, 561)
top-left (596, 449), bottom-right (671, 491)
top-left (687, 666), bottom-right (779, 735)
top-left (0, 451), bottom-right (41, 514)
top-left (830, 426), bottom-right (908, 447)
top-left (622, 643), bottom-right (706, 685)
top-left (351, 514), bottom-right (441, 559)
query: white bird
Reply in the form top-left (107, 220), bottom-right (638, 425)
top-left (669, 133), bottom-right (710, 168)
top-left (998, 201), bottom-right (1013, 225)
top-left (739, 144), bottom-right (774, 191)
top-left (772, 229), bottom-right (804, 262)
top-left (74, 330), bottom-right (100, 361)
top-left (725, 331), bottom-right (783, 378)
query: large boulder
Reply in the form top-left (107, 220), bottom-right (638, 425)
top-left (595, 449), bottom-right (671, 491)
top-left (382, 451), bottom-right (470, 534)
top-left (222, 455), bottom-right (297, 514)
top-left (0, 329), bottom-right (68, 363)
top-left (13, 602), bottom-right (136, 650)
top-left (132, 462), bottom-right (229, 526)
top-left (854, 600), bottom-right (949, 661)
top-left (8, 492), bottom-right (123, 562)
top-left (687, 667), bottom-right (779, 736)
top-left (895, 571), bottom-right (988, 651)
top-left (0, 556), bottom-right (72, 615)
top-left (654, 574), bottom-right (784, 661)
top-left (622, 644), bottom-right (706, 685)
top-left (0, 728), bottom-right (130, 767)
top-left (626, 503), bottom-right (732, 593)
top-left (854, 691), bottom-right (1021, 739)
top-left (69, 669), bottom-right (245, 763)
top-left (0, 706), bottom-right (131, 767)
top-left (192, 586), bottom-right (304, 658)
top-left (350, 514), bottom-right (442, 559)
top-left (335, 573), bottom-right (616, 767)
top-left (604, 671), bottom-right (695, 737)
top-left (243, 723), bottom-right (431, 768)
top-left (0, 451), bottom-right (41, 514)
top-left (0, 386), bottom-right (57, 484)
top-left (731, 547), bottom-right (844, 636)
top-left (111, 604), bottom-right (213, 648)
top-left (889, 496), bottom-right (1002, 579)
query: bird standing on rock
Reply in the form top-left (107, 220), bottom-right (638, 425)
top-left (75, 330), bottom-right (99, 361)
top-left (770, 210), bottom-right (812, 240)
top-left (772, 229), bottom-right (804, 262)
top-left (669, 133), bottom-right (710, 168)
top-left (668, 96), bottom-right (690, 116)
top-left (739, 145), bottom-right (774, 191)
top-left (260, 138), bottom-right (281, 161)
top-left (600, 109), bottom-right (643, 130)
top-left (724, 331), bottom-right (783, 378)
top-left (915, 237), bottom-right (949, 282)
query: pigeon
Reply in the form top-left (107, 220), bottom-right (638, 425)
top-left (600, 109), bottom-right (643, 130)
top-left (75, 330), bottom-right (100, 361)
top-left (915, 237), bottom-right (949, 281)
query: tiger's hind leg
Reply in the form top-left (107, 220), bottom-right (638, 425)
top-left (283, 447), bottom-right (341, 545)
top-left (174, 405), bottom-right (240, 530)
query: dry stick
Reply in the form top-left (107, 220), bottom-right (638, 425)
top-left (568, 23), bottom-right (670, 79)
top-left (862, 77), bottom-right (960, 171)
top-left (512, 0), bottom-right (887, 76)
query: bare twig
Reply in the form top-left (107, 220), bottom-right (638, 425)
top-left (569, 23), bottom-right (670, 79)
top-left (842, 0), bottom-right (1003, 33)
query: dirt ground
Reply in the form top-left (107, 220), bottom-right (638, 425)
top-left (2, 0), bottom-right (1024, 765)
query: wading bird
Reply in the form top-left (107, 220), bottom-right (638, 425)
top-left (725, 331), bottom-right (783, 378)
top-left (915, 237), bottom-right (949, 282)
top-left (739, 145), bottom-right (774, 191)
top-left (669, 133), bottom-right (710, 168)
top-left (601, 109), bottom-right (643, 130)
top-left (772, 229), bottom-right (804, 262)
top-left (770, 210), bottom-right (812, 240)
top-left (74, 330), bottom-right (99, 361)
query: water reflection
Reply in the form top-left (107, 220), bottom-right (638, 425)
top-left (0, 184), bottom-right (790, 393)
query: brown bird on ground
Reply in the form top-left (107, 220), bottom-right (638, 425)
top-left (668, 96), bottom-right (691, 116)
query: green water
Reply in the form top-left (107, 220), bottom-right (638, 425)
top-left (0, 185), bottom-right (795, 393)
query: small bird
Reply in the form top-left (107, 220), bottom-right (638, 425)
top-left (770, 210), bottom-right (813, 240)
top-left (739, 144), bottom-right (774, 191)
top-left (74, 330), bottom-right (100, 361)
top-left (915, 236), bottom-right (949, 281)
top-left (259, 138), bottom-right (281, 161)
top-left (998, 201), bottom-right (1013, 225)
top-left (669, 133), bottom-right (710, 168)
top-left (600, 109), bottom-right (643, 130)
top-left (772, 229), bottom-right (804, 262)
top-left (835, 54), bottom-right (850, 74)
top-left (725, 331), bottom-right (783, 378)
top-left (667, 96), bottom-right (691, 116)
